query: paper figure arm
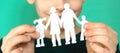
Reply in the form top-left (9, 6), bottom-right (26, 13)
top-left (73, 13), bottom-right (82, 24)
top-left (33, 19), bottom-right (38, 24)
top-left (58, 16), bottom-right (62, 28)
top-left (45, 16), bottom-right (51, 29)
top-left (60, 14), bottom-right (65, 28)
top-left (41, 18), bottom-right (47, 29)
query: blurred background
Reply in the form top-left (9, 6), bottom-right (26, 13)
top-left (0, 0), bottom-right (120, 49)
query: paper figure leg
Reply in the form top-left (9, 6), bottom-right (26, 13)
top-left (65, 28), bottom-right (70, 45)
top-left (70, 28), bottom-right (76, 44)
top-left (36, 39), bottom-right (41, 47)
top-left (80, 26), bottom-right (85, 41)
top-left (56, 34), bottom-right (61, 46)
top-left (40, 38), bottom-right (45, 47)
top-left (51, 35), bottom-right (56, 47)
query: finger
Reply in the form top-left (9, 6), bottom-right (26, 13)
top-left (87, 35), bottom-right (110, 50)
top-left (9, 25), bottom-right (36, 37)
top-left (24, 32), bottom-right (40, 39)
top-left (85, 27), bottom-right (108, 37)
top-left (5, 25), bottom-right (35, 43)
top-left (2, 25), bottom-right (35, 49)
top-left (11, 47), bottom-right (23, 53)
top-left (84, 22), bottom-right (107, 30)
top-left (4, 35), bottom-right (31, 53)
top-left (1, 32), bottom-right (38, 52)
top-left (2, 32), bottom-right (39, 52)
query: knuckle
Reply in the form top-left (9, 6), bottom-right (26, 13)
top-left (102, 30), bottom-right (108, 35)
top-left (115, 39), bottom-right (118, 45)
top-left (6, 36), bottom-right (24, 47)
top-left (98, 23), bottom-right (107, 28)
top-left (7, 38), bottom-right (15, 45)
top-left (15, 35), bottom-right (30, 43)
top-left (10, 27), bottom-right (18, 33)
top-left (14, 36), bottom-right (27, 42)
top-left (114, 32), bottom-right (118, 44)
top-left (2, 36), bottom-right (6, 43)
top-left (114, 31), bottom-right (118, 36)
top-left (104, 36), bottom-right (109, 42)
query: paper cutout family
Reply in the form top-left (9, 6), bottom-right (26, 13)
top-left (33, 3), bottom-right (88, 47)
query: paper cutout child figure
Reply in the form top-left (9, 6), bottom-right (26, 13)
top-left (80, 15), bottom-right (88, 41)
top-left (33, 18), bottom-right (46, 47)
top-left (46, 7), bottom-right (62, 47)
top-left (61, 3), bottom-right (82, 45)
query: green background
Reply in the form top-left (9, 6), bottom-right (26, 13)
top-left (0, 0), bottom-right (120, 49)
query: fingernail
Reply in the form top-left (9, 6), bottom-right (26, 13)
top-left (84, 31), bottom-right (87, 36)
top-left (32, 26), bottom-right (36, 28)
top-left (36, 32), bottom-right (40, 38)
top-left (84, 24), bottom-right (88, 29)
top-left (32, 26), bottom-right (36, 30)
top-left (19, 47), bottom-right (23, 51)
top-left (89, 43), bottom-right (93, 46)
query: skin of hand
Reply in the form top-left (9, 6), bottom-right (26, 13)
top-left (1, 25), bottom-right (39, 53)
top-left (85, 22), bottom-right (118, 53)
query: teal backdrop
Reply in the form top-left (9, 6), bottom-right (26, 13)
top-left (0, 0), bottom-right (120, 49)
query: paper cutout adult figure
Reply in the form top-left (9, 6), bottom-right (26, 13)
top-left (61, 3), bottom-right (81, 45)
top-left (46, 7), bottom-right (62, 47)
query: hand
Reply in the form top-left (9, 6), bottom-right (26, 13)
top-left (84, 22), bottom-right (118, 53)
top-left (1, 25), bottom-right (39, 53)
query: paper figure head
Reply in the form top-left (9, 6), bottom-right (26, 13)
top-left (82, 15), bottom-right (86, 20)
top-left (50, 7), bottom-right (56, 13)
top-left (64, 3), bottom-right (70, 9)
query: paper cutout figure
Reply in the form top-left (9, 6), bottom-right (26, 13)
top-left (61, 3), bottom-right (82, 45)
top-left (33, 18), bottom-right (46, 47)
top-left (33, 3), bottom-right (88, 47)
top-left (80, 15), bottom-right (88, 41)
top-left (46, 7), bottom-right (62, 47)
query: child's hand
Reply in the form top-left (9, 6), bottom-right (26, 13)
top-left (1, 25), bottom-right (39, 53)
top-left (85, 22), bottom-right (118, 53)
